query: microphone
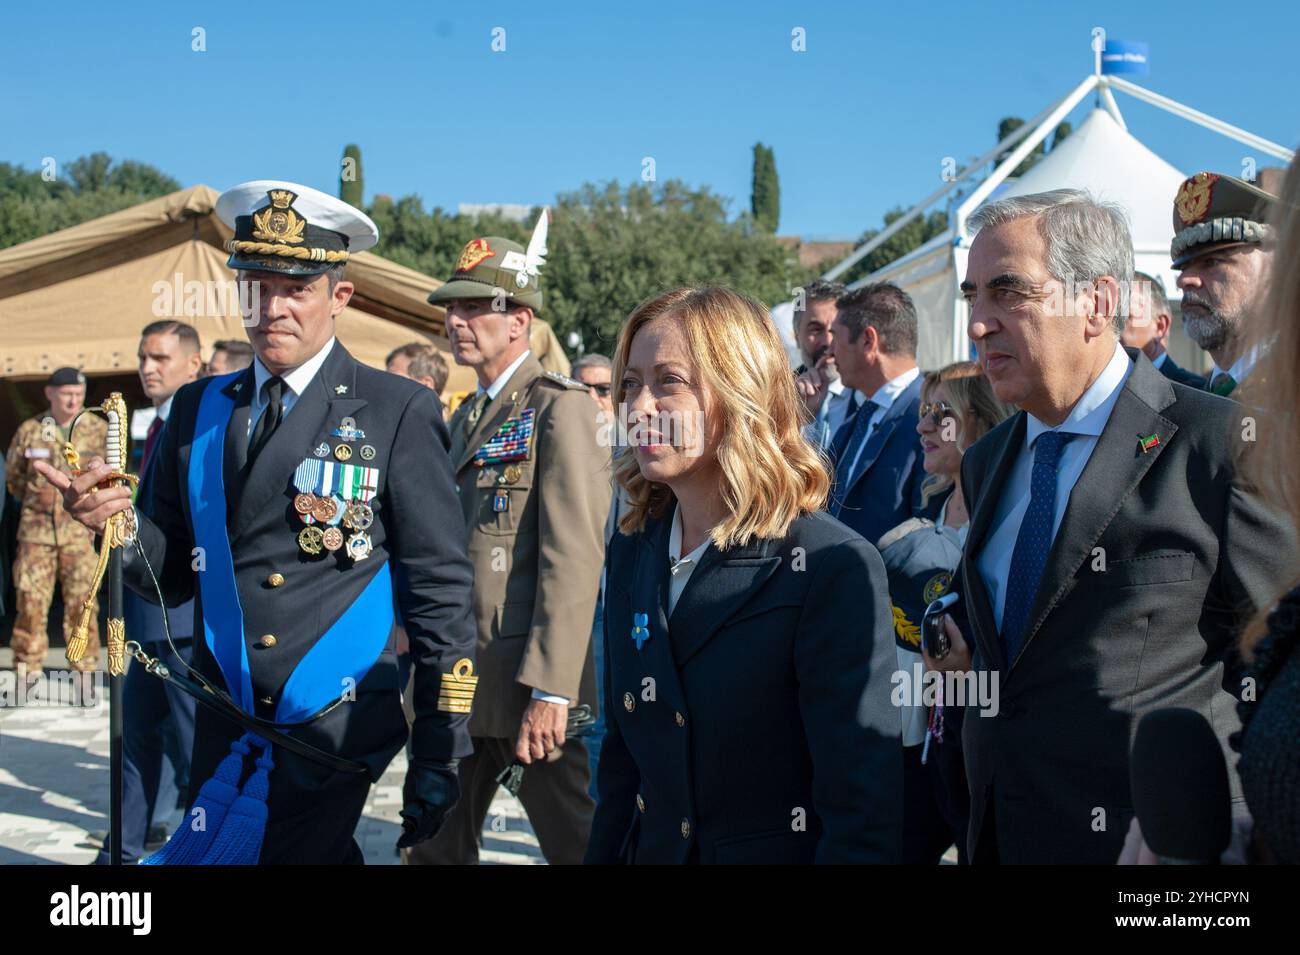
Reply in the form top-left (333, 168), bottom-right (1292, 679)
top-left (1130, 708), bottom-right (1232, 865)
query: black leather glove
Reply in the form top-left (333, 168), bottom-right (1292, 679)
top-left (397, 758), bottom-right (460, 849)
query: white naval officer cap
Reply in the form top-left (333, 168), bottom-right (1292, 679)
top-left (216, 179), bottom-right (379, 276)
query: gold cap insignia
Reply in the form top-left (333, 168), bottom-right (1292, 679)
top-left (1176, 172), bottom-right (1219, 226)
top-left (455, 238), bottom-right (495, 273)
top-left (252, 190), bottom-right (307, 245)
top-left (922, 572), bottom-right (951, 605)
top-left (437, 658), bottom-right (478, 713)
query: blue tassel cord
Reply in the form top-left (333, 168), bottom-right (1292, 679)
top-left (198, 738), bottom-right (274, 865)
top-left (142, 733), bottom-right (272, 865)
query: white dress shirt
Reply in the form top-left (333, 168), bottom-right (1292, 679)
top-left (804, 378), bottom-right (862, 449)
top-left (936, 495), bottom-right (969, 548)
top-left (479, 349), bottom-right (532, 400)
top-left (667, 502), bottom-right (712, 617)
top-left (247, 336), bottom-right (336, 443)
top-left (1209, 345), bottom-right (1260, 389)
top-left (841, 366), bottom-right (920, 481)
top-left (976, 342), bottom-right (1133, 629)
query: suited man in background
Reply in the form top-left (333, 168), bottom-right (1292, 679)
top-left (571, 352), bottom-right (622, 792)
top-left (1171, 172), bottom-right (1276, 397)
top-left (92, 320), bottom-right (202, 864)
top-left (1119, 272), bottom-right (1204, 388)
top-left (411, 230), bottom-right (611, 865)
top-left (827, 283), bottom-right (938, 544)
top-left (929, 189), bottom-right (1289, 864)
top-left (792, 280), bottom-right (858, 450)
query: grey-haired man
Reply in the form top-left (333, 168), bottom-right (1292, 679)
top-left (929, 189), bottom-right (1289, 863)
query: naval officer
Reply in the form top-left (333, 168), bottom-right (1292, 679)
top-left (40, 180), bottom-right (477, 863)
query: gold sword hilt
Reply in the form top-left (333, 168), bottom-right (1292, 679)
top-left (66, 393), bottom-right (138, 675)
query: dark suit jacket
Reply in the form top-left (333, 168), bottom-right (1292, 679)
top-left (954, 349), bottom-right (1291, 863)
top-left (829, 374), bottom-right (939, 546)
top-left (586, 505), bottom-right (901, 864)
top-left (1157, 352), bottom-right (1207, 389)
top-left (124, 415), bottom-right (195, 647)
top-left (123, 342), bottom-right (477, 794)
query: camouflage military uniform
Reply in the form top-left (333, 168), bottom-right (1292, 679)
top-left (4, 411), bottom-right (108, 673)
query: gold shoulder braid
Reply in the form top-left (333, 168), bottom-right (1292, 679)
top-left (438, 658), bottom-right (478, 713)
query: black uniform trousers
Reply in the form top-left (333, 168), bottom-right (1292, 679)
top-left (407, 735), bottom-right (593, 865)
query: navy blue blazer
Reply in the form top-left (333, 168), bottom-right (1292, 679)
top-left (124, 416), bottom-right (195, 647)
top-left (1157, 352), bottom-right (1207, 389)
top-left (123, 343), bottom-right (476, 786)
top-left (586, 504), bottom-right (902, 864)
top-left (828, 374), bottom-right (938, 546)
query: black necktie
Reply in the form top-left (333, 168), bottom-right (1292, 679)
top-left (248, 376), bottom-right (284, 465)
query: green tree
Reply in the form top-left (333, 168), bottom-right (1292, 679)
top-left (997, 117), bottom-right (1045, 177)
top-left (340, 144), bottom-right (364, 207)
top-left (1051, 121), bottom-right (1073, 150)
top-left (839, 207), bottom-right (949, 286)
top-left (0, 154), bottom-right (179, 250)
top-left (369, 180), bottom-right (806, 353)
top-left (751, 143), bottom-right (780, 232)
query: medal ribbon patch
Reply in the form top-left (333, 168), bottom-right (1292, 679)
top-left (295, 457), bottom-right (378, 502)
top-left (474, 407), bottom-right (536, 466)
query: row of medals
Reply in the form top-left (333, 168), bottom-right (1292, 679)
top-left (293, 491), bottom-right (374, 559)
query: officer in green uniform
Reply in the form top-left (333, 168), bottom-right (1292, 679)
top-left (408, 223), bottom-right (612, 864)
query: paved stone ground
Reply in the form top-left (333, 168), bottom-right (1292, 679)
top-left (0, 651), bottom-right (543, 865)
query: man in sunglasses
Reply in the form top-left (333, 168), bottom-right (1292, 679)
top-left (571, 353), bottom-right (621, 792)
top-left (572, 353), bottom-right (614, 417)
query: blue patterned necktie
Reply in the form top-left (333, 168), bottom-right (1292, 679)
top-left (830, 400), bottom-right (878, 516)
top-left (1000, 430), bottom-right (1069, 665)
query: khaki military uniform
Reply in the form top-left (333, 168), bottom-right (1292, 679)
top-left (410, 353), bottom-right (612, 864)
top-left (4, 412), bottom-right (107, 673)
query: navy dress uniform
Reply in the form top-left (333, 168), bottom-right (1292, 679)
top-left (875, 515), bottom-right (966, 864)
top-left (586, 501), bottom-right (902, 864)
top-left (122, 181), bottom-right (477, 864)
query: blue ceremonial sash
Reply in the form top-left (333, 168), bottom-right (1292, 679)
top-left (188, 373), bottom-right (393, 721)
top-left (147, 373), bottom-right (393, 866)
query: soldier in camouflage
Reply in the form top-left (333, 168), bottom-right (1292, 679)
top-left (4, 367), bottom-right (107, 682)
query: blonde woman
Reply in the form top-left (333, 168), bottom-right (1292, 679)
top-left (584, 286), bottom-right (901, 864)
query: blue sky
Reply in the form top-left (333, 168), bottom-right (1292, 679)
top-left (3, 1), bottom-right (1297, 239)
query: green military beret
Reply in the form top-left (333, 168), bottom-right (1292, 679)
top-left (428, 236), bottom-right (544, 313)
top-left (1171, 171), bottom-right (1276, 269)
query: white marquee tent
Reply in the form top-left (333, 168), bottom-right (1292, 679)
top-left (824, 68), bottom-right (1295, 372)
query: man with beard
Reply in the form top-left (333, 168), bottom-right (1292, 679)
top-left (1172, 172), bottom-right (1276, 397)
top-left (793, 280), bottom-right (859, 449)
